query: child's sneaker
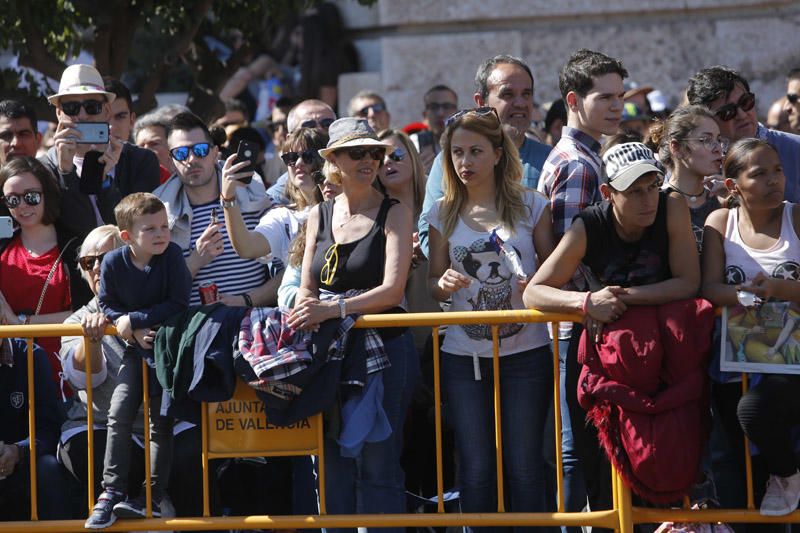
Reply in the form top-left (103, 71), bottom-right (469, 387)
top-left (760, 471), bottom-right (800, 516)
top-left (85, 489), bottom-right (126, 529)
top-left (113, 494), bottom-right (162, 519)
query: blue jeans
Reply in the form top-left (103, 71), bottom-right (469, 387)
top-left (557, 339), bottom-right (586, 533)
top-left (442, 345), bottom-right (553, 533)
top-left (322, 330), bottom-right (419, 533)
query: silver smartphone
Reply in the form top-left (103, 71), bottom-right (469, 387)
top-left (0, 216), bottom-right (14, 239)
top-left (73, 122), bottom-right (109, 144)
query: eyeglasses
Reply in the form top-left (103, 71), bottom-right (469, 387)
top-left (281, 149), bottom-right (318, 166)
top-left (713, 92), bottom-right (755, 122)
top-left (386, 148), bottom-right (407, 162)
top-left (169, 143), bottom-right (211, 162)
top-left (680, 136), bottom-right (730, 152)
top-left (320, 243), bottom-right (339, 285)
top-left (425, 102), bottom-right (458, 113)
top-left (78, 253), bottom-right (107, 271)
top-left (787, 93), bottom-right (800, 105)
top-left (355, 103), bottom-right (386, 117)
top-left (60, 99), bottom-right (105, 116)
top-left (2, 191), bottom-right (42, 209)
top-left (300, 118), bottom-right (335, 130)
top-left (444, 106), bottom-right (499, 129)
top-left (341, 146), bottom-right (385, 161)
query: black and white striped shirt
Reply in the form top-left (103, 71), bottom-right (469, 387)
top-left (184, 200), bottom-right (267, 305)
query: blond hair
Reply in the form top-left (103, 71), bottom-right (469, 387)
top-left (439, 112), bottom-right (527, 239)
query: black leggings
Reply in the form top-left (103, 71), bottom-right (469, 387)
top-left (737, 374), bottom-right (800, 478)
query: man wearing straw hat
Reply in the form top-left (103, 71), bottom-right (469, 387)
top-left (39, 64), bottom-right (161, 258)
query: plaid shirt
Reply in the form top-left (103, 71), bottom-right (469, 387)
top-left (537, 126), bottom-right (603, 241)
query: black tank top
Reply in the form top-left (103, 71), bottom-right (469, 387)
top-left (577, 190), bottom-right (671, 288)
top-left (311, 196), bottom-right (398, 293)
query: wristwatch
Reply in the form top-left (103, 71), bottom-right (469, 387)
top-left (220, 196), bottom-right (238, 209)
top-left (17, 313), bottom-right (29, 325)
top-left (338, 298), bottom-right (346, 319)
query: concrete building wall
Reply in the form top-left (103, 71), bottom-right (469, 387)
top-left (335, 0), bottom-right (800, 128)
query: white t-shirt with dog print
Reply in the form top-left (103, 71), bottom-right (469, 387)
top-left (427, 190), bottom-right (550, 357)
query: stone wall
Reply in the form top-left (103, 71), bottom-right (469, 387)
top-left (336, 0), bottom-right (800, 127)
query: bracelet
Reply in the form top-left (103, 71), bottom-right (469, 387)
top-left (338, 298), bottom-right (346, 319)
top-left (241, 293), bottom-right (253, 307)
top-left (581, 291), bottom-right (592, 314)
top-left (219, 195), bottom-right (238, 209)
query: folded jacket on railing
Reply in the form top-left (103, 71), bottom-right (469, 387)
top-left (577, 298), bottom-right (715, 504)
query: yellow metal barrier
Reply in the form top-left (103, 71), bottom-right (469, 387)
top-left (2, 310), bottom-right (798, 532)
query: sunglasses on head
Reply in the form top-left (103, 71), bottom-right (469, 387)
top-left (387, 148), bottom-right (407, 162)
top-left (714, 92), bottom-right (756, 122)
top-left (787, 93), bottom-right (800, 105)
top-left (169, 143), bottom-right (211, 162)
top-left (281, 149), bottom-right (318, 166)
top-left (60, 99), bottom-right (105, 116)
top-left (300, 118), bottom-right (335, 130)
top-left (79, 252), bottom-right (107, 272)
top-left (341, 146), bottom-right (385, 161)
top-left (2, 191), bottom-right (42, 209)
top-left (355, 103), bottom-right (386, 117)
top-left (444, 106), bottom-right (499, 129)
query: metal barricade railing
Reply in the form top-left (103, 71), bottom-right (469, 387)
top-left (1, 310), bottom-right (799, 532)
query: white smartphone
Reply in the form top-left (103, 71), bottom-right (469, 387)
top-left (73, 122), bottom-right (109, 144)
top-left (0, 216), bottom-right (13, 239)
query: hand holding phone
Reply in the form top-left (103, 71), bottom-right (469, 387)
top-left (234, 140), bottom-right (259, 184)
top-left (73, 122), bottom-right (110, 145)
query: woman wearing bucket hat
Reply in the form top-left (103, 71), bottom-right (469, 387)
top-left (524, 139), bottom-right (699, 513)
top-left (287, 117), bottom-right (417, 529)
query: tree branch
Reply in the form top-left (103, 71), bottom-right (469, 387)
top-left (16, 2), bottom-right (67, 81)
top-left (136, 0), bottom-right (213, 113)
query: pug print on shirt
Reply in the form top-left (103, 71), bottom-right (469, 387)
top-left (452, 238), bottom-right (523, 340)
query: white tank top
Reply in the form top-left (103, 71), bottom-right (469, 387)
top-left (723, 202), bottom-right (800, 285)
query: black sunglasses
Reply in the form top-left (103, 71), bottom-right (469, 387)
top-left (79, 252), bottom-right (107, 272)
top-left (342, 146), bottom-right (385, 161)
top-left (61, 99), bottom-right (105, 116)
top-left (714, 92), bottom-right (756, 122)
top-left (313, 171), bottom-right (326, 186)
top-left (787, 93), bottom-right (799, 105)
top-left (281, 149), bottom-right (318, 166)
top-left (355, 103), bottom-right (386, 117)
top-left (444, 106), bottom-right (499, 129)
top-left (300, 118), bottom-right (335, 130)
top-left (2, 191), bottom-right (42, 209)
top-left (170, 143), bottom-right (211, 162)
top-left (387, 148), bottom-right (407, 162)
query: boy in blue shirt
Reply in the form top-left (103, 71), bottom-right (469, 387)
top-left (85, 192), bottom-right (191, 529)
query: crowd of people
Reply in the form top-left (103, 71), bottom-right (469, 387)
top-left (0, 45), bottom-right (800, 533)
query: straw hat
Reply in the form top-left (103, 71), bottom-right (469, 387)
top-left (47, 64), bottom-right (116, 105)
top-left (318, 118), bottom-right (392, 158)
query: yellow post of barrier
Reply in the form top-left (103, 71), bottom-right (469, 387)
top-left (491, 325), bottom-right (505, 513)
top-left (432, 326), bottom-right (444, 513)
top-left (615, 469), bottom-right (634, 533)
top-left (83, 336), bottom-right (95, 515)
top-left (201, 399), bottom-right (210, 517)
top-left (141, 358), bottom-right (152, 518)
top-left (612, 467), bottom-right (619, 533)
top-left (26, 337), bottom-right (38, 521)
top-left (552, 323), bottom-right (564, 513)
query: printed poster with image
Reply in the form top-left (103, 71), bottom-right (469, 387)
top-left (721, 300), bottom-right (800, 374)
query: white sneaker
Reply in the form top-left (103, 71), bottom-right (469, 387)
top-left (760, 471), bottom-right (800, 516)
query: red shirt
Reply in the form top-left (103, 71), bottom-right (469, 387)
top-left (0, 235), bottom-right (72, 391)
